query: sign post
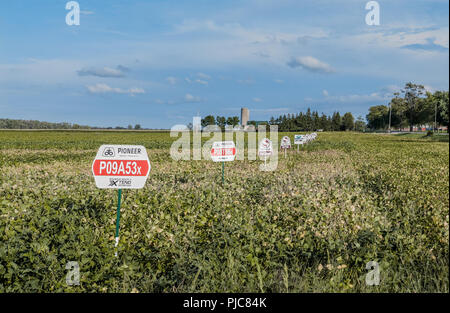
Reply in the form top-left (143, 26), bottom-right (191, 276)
top-left (114, 189), bottom-right (122, 256)
top-left (210, 141), bottom-right (236, 185)
top-left (258, 138), bottom-right (273, 170)
top-left (280, 136), bottom-right (291, 158)
top-left (92, 145), bottom-right (151, 256)
top-left (294, 135), bottom-right (304, 152)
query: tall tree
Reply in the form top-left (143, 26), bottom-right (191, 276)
top-left (201, 115), bottom-right (216, 127)
top-left (342, 112), bottom-right (355, 131)
top-left (366, 105), bottom-right (389, 130)
top-left (216, 116), bottom-right (226, 130)
top-left (401, 82), bottom-right (425, 131)
top-left (331, 112), bottom-right (342, 131)
top-left (354, 116), bottom-right (366, 132)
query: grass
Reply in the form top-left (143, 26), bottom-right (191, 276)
top-left (0, 131), bottom-right (448, 292)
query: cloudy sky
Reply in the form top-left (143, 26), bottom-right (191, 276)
top-left (0, 0), bottom-right (448, 128)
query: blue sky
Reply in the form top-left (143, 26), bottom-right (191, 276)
top-left (0, 0), bottom-right (448, 128)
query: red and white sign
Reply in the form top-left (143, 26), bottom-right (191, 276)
top-left (258, 138), bottom-right (273, 157)
top-left (281, 136), bottom-right (291, 149)
top-left (92, 145), bottom-right (151, 189)
top-left (210, 141), bottom-right (236, 162)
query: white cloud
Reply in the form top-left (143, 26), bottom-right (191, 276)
top-left (184, 93), bottom-right (202, 102)
top-left (274, 79), bottom-right (284, 83)
top-left (166, 76), bottom-right (177, 85)
top-left (78, 66), bottom-right (127, 78)
top-left (86, 83), bottom-right (145, 95)
top-left (351, 26), bottom-right (449, 51)
top-left (195, 79), bottom-right (209, 85)
top-left (322, 90), bottom-right (329, 97)
top-left (287, 56), bottom-right (334, 73)
top-left (197, 72), bottom-right (211, 80)
top-left (253, 97), bottom-right (262, 102)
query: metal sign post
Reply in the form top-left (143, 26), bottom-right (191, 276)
top-left (281, 136), bottom-right (291, 158)
top-left (114, 189), bottom-right (122, 257)
top-left (92, 145), bottom-right (151, 257)
top-left (258, 138), bottom-right (273, 171)
top-left (210, 141), bottom-right (236, 185)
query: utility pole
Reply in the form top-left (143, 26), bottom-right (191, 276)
top-left (435, 102), bottom-right (437, 133)
top-left (388, 102), bottom-right (392, 133)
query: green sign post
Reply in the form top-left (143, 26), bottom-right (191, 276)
top-left (222, 161), bottom-right (225, 185)
top-left (210, 141), bottom-right (236, 186)
top-left (92, 144), bottom-right (151, 257)
top-left (114, 189), bottom-right (122, 257)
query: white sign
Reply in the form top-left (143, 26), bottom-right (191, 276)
top-left (258, 138), bottom-right (273, 157)
top-left (294, 135), bottom-right (304, 145)
top-left (210, 141), bottom-right (236, 162)
top-left (281, 136), bottom-right (291, 149)
top-left (92, 145), bottom-right (151, 189)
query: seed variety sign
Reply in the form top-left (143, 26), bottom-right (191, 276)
top-left (258, 138), bottom-right (273, 157)
top-left (210, 141), bottom-right (237, 162)
top-left (281, 136), bottom-right (291, 149)
top-left (294, 135), bottom-right (304, 145)
top-left (92, 145), bottom-right (151, 189)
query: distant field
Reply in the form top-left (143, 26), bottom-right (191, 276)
top-left (0, 131), bottom-right (448, 292)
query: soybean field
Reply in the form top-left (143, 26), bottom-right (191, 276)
top-left (0, 130), bottom-right (448, 292)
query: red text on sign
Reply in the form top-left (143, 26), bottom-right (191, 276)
top-left (92, 160), bottom-right (149, 176)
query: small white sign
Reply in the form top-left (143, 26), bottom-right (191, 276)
top-left (210, 141), bottom-right (236, 162)
top-left (281, 136), bottom-right (291, 149)
top-left (294, 135), bottom-right (304, 145)
top-left (258, 138), bottom-right (273, 157)
top-left (92, 145), bottom-right (151, 189)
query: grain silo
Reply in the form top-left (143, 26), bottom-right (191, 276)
top-left (241, 108), bottom-right (249, 127)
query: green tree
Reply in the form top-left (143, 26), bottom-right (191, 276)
top-left (342, 112), bottom-right (354, 131)
top-left (201, 115), bottom-right (216, 127)
top-left (226, 116), bottom-right (240, 127)
top-left (366, 105), bottom-right (389, 130)
top-left (216, 116), bottom-right (226, 130)
top-left (134, 124), bottom-right (141, 130)
top-left (354, 116), bottom-right (366, 132)
top-left (331, 112), bottom-right (342, 131)
top-left (401, 82), bottom-right (426, 131)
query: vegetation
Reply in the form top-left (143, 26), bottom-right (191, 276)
top-left (0, 130), bottom-right (448, 292)
top-left (366, 83), bottom-right (449, 132)
top-left (0, 119), bottom-right (93, 130)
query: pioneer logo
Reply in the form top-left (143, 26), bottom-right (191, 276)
top-left (102, 147), bottom-right (115, 157)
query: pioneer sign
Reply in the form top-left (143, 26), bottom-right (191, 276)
top-left (280, 136), bottom-right (291, 149)
top-left (210, 141), bottom-right (236, 162)
top-left (92, 145), bottom-right (151, 189)
top-left (258, 138), bottom-right (273, 157)
top-left (294, 135), bottom-right (304, 145)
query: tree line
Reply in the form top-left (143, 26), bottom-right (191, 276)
top-left (366, 83), bottom-right (449, 131)
top-left (0, 119), bottom-right (92, 130)
top-left (0, 119), bottom-right (147, 130)
top-left (268, 109), bottom-right (365, 132)
top-left (199, 111), bottom-right (364, 132)
top-left (198, 116), bottom-right (240, 129)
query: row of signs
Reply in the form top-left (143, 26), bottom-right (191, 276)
top-left (294, 133), bottom-right (317, 145)
top-left (92, 134), bottom-right (318, 189)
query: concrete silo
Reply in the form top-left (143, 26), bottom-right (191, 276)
top-left (241, 108), bottom-right (249, 127)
